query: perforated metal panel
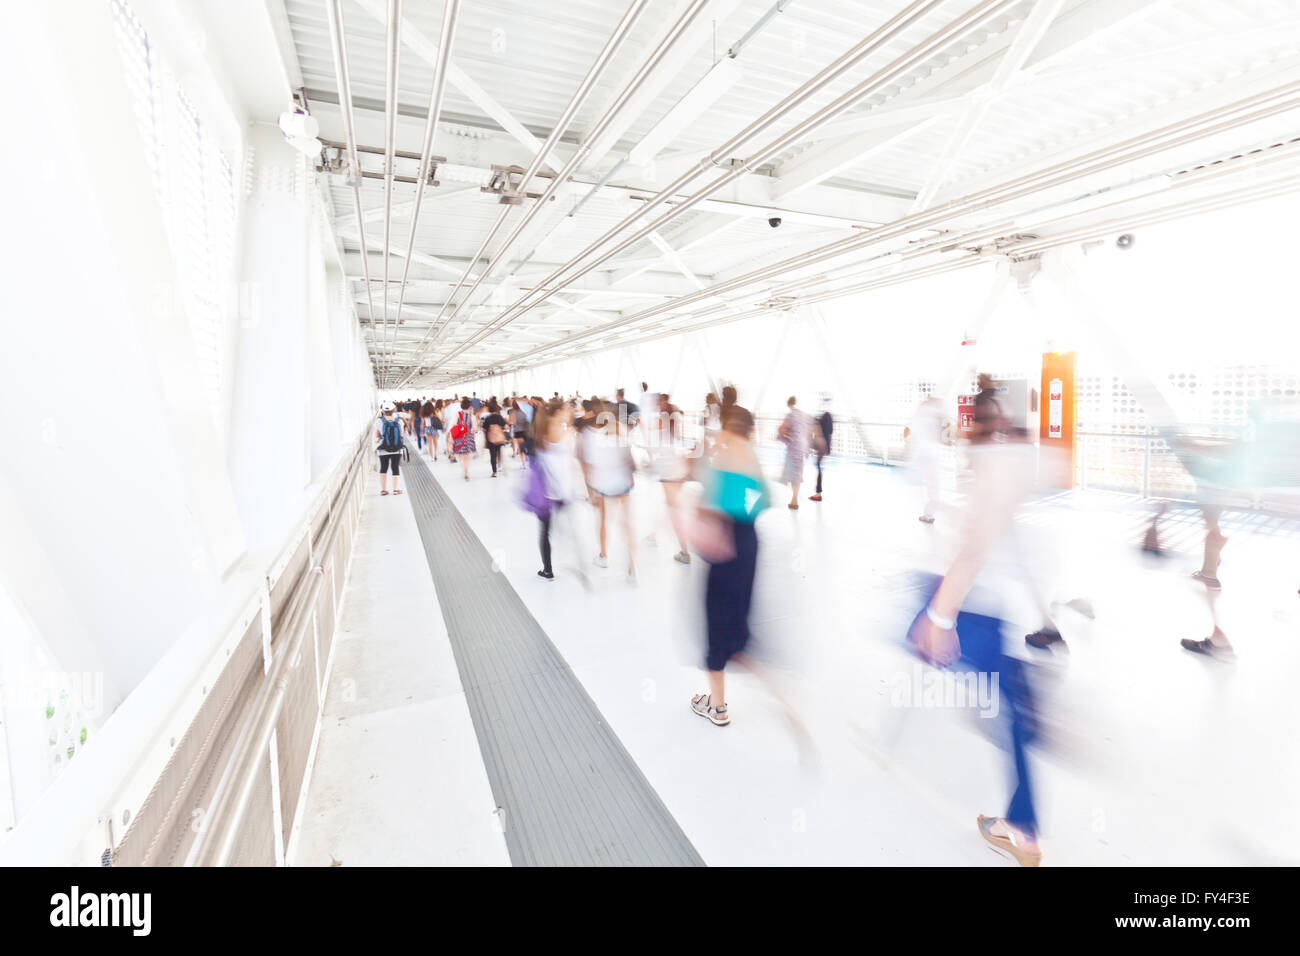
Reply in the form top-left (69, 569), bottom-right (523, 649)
top-left (275, 601), bottom-right (321, 849)
top-left (269, 536), bottom-right (310, 635)
top-left (227, 756), bottom-right (276, 868)
top-left (111, 615), bottom-right (265, 866)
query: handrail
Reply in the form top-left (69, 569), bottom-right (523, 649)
top-left (0, 419), bottom-right (374, 866)
top-left (186, 424), bottom-right (371, 866)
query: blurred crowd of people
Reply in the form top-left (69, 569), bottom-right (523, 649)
top-left (370, 373), bottom-right (1296, 868)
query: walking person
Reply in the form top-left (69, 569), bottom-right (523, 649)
top-left (906, 427), bottom-right (1046, 866)
top-left (648, 393), bottom-right (692, 564)
top-left (509, 398), bottom-right (528, 462)
top-left (690, 405), bottom-right (791, 730)
top-left (481, 399), bottom-right (508, 478)
top-left (703, 391), bottom-right (722, 453)
top-left (582, 401), bottom-right (637, 582)
top-left (909, 396), bottom-right (946, 523)
top-left (450, 396), bottom-right (477, 481)
top-left (530, 402), bottom-right (580, 581)
top-left (809, 394), bottom-right (833, 502)
top-left (420, 397), bottom-right (435, 458)
top-left (427, 399), bottom-right (445, 460)
top-left (777, 395), bottom-right (811, 509)
top-left (375, 401), bottom-right (405, 496)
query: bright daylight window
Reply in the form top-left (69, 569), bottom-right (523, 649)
top-left (109, 0), bottom-right (237, 432)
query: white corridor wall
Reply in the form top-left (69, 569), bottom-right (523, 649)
top-left (0, 0), bottom-right (374, 830)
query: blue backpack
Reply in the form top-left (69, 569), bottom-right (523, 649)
top-left (380, 417), bottom-right (402, 452)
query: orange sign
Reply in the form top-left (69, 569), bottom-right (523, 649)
top-left (1039, 352), bottom-right (1076, 488)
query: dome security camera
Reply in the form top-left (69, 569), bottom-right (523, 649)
top-left (768, 217), bottom-right (782, 228)
top-left (1116, 233), bottom-right (1134, 250)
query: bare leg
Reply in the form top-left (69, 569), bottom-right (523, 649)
top-left (1143, 500), bottom-right (1168, 552)
top-left (790, 482), bottom-right (800, 506)
top-left (619, 495), bottom-right (636, 573)
top-left (732, 652), bottom-right (815, 758)
top-left (707, 669), bottom-right (725, 708)
top-left (460, 453), bottom-right (471, 479)
top-left (1201, 505), bottom-right (1230, 645)
top-left (596, 496), bottom-right (607, 559)
top-left (1201, 506), bottom-right (1227, 579)
top-left (663, 482), bottom-right (689, 553)
top-left (380, 471), bottom-right (388, 493)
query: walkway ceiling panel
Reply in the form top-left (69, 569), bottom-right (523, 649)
top-left (276, 0), bottom-right (1300, 385)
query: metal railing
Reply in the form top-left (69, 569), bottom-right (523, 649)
top-left (0, 421), bottom-right (373, 866)
top-left (183, 425), bottom-right (372, 866)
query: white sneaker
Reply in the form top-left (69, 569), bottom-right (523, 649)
top-left (594, 554), bottom-right (608, 568)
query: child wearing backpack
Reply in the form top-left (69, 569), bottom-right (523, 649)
top-left (376, 402), bottom-right (405, 496)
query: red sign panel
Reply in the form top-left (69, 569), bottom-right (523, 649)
top-left (957, 395), bottom-right (975, 438)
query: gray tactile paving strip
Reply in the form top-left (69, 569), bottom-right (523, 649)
top-left (403, 453), bottom-right (705, 867)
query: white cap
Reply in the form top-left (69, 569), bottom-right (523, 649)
top-left (381, 401), bottom-right (395, 412)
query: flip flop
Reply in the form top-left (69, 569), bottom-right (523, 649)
top-left (977, 815), bottom-right (1042, 867)
top-left (394, 490), bottom-right (403, 495)
top-left (381, 490), bottom-right (389, 496)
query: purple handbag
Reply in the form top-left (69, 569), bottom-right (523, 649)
top-left (520, 463), bottom-right (552, 518)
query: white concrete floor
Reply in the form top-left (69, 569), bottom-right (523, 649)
top-left (293, 468), bottom-right (510, 867)
top-left (410, 440), bottom-right (1300, 866)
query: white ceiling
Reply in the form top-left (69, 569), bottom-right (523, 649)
top-left (274, 0), bottom-right (1300, 388)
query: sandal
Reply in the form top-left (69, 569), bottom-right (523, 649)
top-left (690, 693), bottom-right (730, 726)
top-left (381, 490), bottom-right (389, 496)
top-left (394, 490), bottom-right (403, 495)
top-left (1180, 637), bottom-right (1235, 661)
top-left (1191, 570), bottom-right (1222, 591)
top-left (977, 815), bottom-right (1041, 867)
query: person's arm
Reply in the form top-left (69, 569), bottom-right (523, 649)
top-left (909, 462), bottom-right (1018, 666)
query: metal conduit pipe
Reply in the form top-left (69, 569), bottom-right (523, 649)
top-left (395, 0), bottom-right (705, 388)
top-left (379, 0), bottom-right (402, 386)
top-left (439, 0), bottom-right (806, 381)
top-left (403, 0), bottom-right (661, 379)
top-left (185, 430), bottom-right (371, 866)
top-left (443, 0), bottom-right (976, 360)
top-left (325, 0), bottom-right (378, 337)
top-left (454, 165), bottom-right (1300, 386)
top-left (690, 148), bottom-right (1300, 329)
top-left (728, 0), bottom-right (797, 58)
top-left (787, 135), bottom-right (1300, 295)
top-left (441, 0), bottom-right (1014, 367)
top-left (390, 0), bottom-right (460, 378)
top-left (473, 80), bottom-right (1300, 372)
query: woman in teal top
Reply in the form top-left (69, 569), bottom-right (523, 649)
top-left (691, 406), bottom-right (769, 727)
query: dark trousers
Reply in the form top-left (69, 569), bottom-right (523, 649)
top-left (488, 442), bottom-right (503, 474)
top-left (538, 501), bottom-right (564, 573)
top-left (912, 574), bottom-right (1038, 836)
top-left (704, 521), bottom-right (759, 671)
top-left (815, 452), bottom-right (826, 493)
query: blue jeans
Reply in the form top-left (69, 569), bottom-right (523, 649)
top-left (910, 574), bottom-right (1038, 836)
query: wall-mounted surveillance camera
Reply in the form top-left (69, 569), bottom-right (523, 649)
top-left (1116, 233), bottom-right (1134, 250)
top-left (768, 217), bottom-right (782, 228)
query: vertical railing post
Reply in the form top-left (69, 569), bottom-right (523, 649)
top-left (1142, 437), bottom-right (1151, 499)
